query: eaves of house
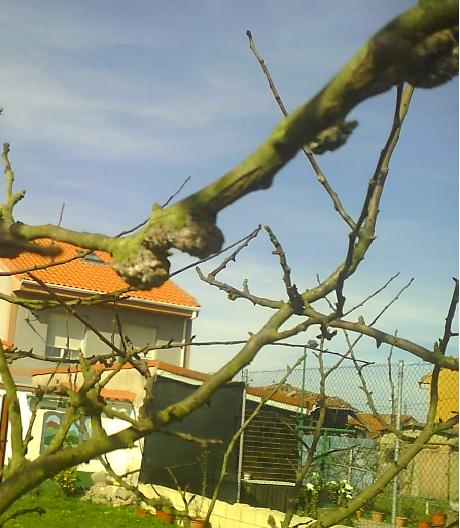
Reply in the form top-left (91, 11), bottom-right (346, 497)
top-left (31, 359), bottom-right (211, 382)
top-left (30, 360), bottom-right (215, 408)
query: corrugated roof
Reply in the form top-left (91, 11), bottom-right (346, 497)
top-left (1, 238), bottom-right (199, 309)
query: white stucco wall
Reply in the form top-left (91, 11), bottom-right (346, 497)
top-left (0, 388), bottom-right (32, 463)
top-left (0, 273), bottom-right (18, 344)
top-left (0, 387), bottom-right (142, 476)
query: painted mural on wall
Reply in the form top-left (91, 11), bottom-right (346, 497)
top-left (40, 411), bottom-right (91, 452)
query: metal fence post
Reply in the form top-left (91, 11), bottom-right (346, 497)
top-left (236, 369), bottom-right (248, 502)
top-left (391, 360), bottom-right (404, 526)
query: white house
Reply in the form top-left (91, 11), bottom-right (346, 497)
top-left (0, 238), bottom-right (200, 475)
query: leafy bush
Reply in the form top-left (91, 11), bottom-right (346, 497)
top-left (53, 466), bottom-right (78, 496)
top-left (296, 474), bottom-right (354, 518)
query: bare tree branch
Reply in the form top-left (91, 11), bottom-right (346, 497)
top-left (0, 342), bottom-right (24, 470)
top-left (4, 3), bottom-right (456, 289)
top-left (246, 30), bottom-right (356, 229)
top-left (265, 226), bottom-right (304, 314)
top-left (335, 84), bottom-right (414, 316)
top-left (439, 277), bottom-right (458, 353)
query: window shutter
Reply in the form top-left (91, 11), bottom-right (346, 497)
top-left (121, 323), bottom-right (156, 357)
top-left (46, 313), bottom-right (85, 357)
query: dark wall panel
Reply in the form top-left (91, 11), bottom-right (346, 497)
top-left (140, 377), bottom-right (244, 503)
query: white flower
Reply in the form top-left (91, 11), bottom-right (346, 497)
top-left (344, 483), bottom-right (353, 490)
top-left (306, 483), bottom-right (315, 491)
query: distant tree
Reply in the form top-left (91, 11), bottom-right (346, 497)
top-left (0, 2), bottom-right (458, 526)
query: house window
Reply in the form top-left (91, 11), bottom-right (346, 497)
top-left (45, 313), bottom-right (86, 359)
top-left (120, 323), bottom-right (156, 358)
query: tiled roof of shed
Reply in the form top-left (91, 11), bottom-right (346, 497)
top-left (348, 413), bottom-right (418, 438)
top-left (248, 383), bottom-right (354, 410)
top-left (1, 238), bottom-right (199, 309)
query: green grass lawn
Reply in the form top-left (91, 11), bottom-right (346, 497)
top-left (3, 480), bottom-right (172, 528)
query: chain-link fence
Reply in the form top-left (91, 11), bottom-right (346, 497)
top-left (239, 361), bottom-right (458, 524)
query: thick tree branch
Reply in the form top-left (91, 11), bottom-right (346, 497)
top-left (330, 318), bottom-right (458, 370)
top-left (0, 342), bottom-right (24, 470)
top-left (3, 2), bottom-right (456, 288)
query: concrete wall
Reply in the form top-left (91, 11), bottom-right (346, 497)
top-left (138, 483), bottom-right (317, 528)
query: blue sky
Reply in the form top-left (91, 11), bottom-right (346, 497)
top-left (0, 1), bottom-right (458, 375)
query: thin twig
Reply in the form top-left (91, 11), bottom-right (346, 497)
top-left (57, 203), bottom-right (65, 227)
top-left (28, 273), bottom-right (125, 359)
top-left (335, 84), bottom-right (414, 315)
top-left (161, 176), bottom-right (192, 208)
top-left (196, 225), bottom-right (283, 308)
top-left (343, 272), bottom-right (400, 317)
top-left (265, 225), bottom-right (304, 314)
top-left (0, 250), bottom-right (90, 276)
top-left (156, 428), bottom-right (223, 449)
top-left (246, 30), bottom-right (356, 230)
top-left (205, 352), bottom-right (308, 524)
top-left (387, 331), bottom-right (398, 425)
top-left (171, 226), bottom-right (262, 278)
top-left (115, 176), bottom-right (191, 238)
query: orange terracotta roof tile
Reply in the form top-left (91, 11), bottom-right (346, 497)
top-left (348, 413), bottom-right (417, 438)
top-left (50, 381), bottom-right (135, 403)
top-left (99, 388), bottom-right (135, 402)
top-left (0, 238), bottom-right (199, 310)
top-left (248, 383), bottom-right (354, 410)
